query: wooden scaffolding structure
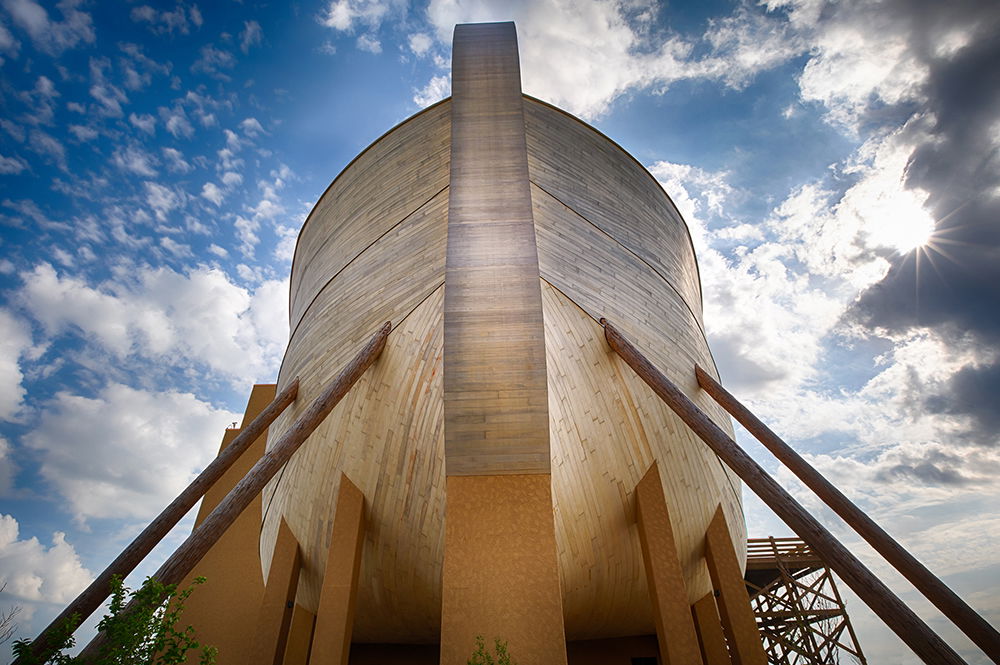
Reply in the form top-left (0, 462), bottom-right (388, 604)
top-left (745, 537), bottom-right (867, 664)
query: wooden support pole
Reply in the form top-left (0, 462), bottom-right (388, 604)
top-left (16, 378), bottom-right (299, 665)
top-left (634, 462), bottom-right (705, 665)
top-left (75, 322), bottom-right (391, 662)
top-left (695, 364), bottom-right (1000, 664)
top-left (704, 507), bottom-right (768, 665)
top-left (600, 318), bottom-right (968, 665)
top-left (248, 518), bottom-right (302, 665)
top-left (308, 473), bottom-right (366, 665)
top-left (691, 592), bottom-right (734, 665)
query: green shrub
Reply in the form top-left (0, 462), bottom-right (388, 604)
top-left (12, 576), bottom-right (216, 665)
top-left (467, 635), bottom-right (516, 665)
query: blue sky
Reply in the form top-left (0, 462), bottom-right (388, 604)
top-left (1, 0), bottom-right (998, 663)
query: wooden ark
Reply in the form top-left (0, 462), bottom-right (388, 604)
top-left (195, 21), bottom-right (745, 665)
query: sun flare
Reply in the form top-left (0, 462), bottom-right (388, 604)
top-left (867, 188), bottom-right (936, 254)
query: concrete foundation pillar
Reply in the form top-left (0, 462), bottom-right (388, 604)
top-left (248, 518), bottom-right (302, 665)
top-left (439, 474), bottom-right (568, 665)
top-left (309, 473), bottom-right (366, 665)
top-left (635, 462), bottom-right (704, 665)
top-left (704, 506), bottom-right (766, 665)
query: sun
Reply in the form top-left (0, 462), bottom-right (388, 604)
top-left (867, 188), bottom-right (936, 254)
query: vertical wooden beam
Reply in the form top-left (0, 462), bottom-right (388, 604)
top-left (309, 473), bottom-right (366, 665)
top-left (703, 506), bottom-right (767, 665)
top-left (443, 20), bottom-right (550, 476)
top-left (601, 318), bottom-right (968, 665)
top-left (282, 605), bottom-right (316, 665)
top-left (634, 462), bottom-right (704, 665)
top-left (248, 518), bottom-right (302, 665)
top-left (691, 593), bottom-right (733, 665)
top-left (696, 364), bottom-right (1000, 664)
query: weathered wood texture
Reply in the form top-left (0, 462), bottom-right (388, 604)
top-left (696, 365), bottom-right (1000, 664)
top-left (704, 507), bottom-right (768, 665)
top-left (248, 518), bottom-right (302, 665)
top-left (443, 21), bottom-right (550, 476)
top-left (308, 473), bottom-right (366, 665)
top-left (261, 289), bottom-right (445, 642)
top-left (691, 593), bottom-right (733, 665)
top-left (602, 319), bottom-right (968, 665)
top-left (543, 282), bottom-right (743, 638)
top-left (440, 474), bottom-right (568, 665)
top-left (289, 100), bottom-right (450, 330)
top-left (634, 462), bottom-right (704, 665)
top-left (523, 97), bottom-right (703, 317)
top-left (14, 380), bottom-right (296, 665)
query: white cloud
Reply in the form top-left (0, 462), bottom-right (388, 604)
top-left (0, 309), bottom-right (30, 422)
top-left (88, 57), bottom-right (128, 118)
top-left (408, 31), bottom-right (432, 56)
top-left (221, 170), bottom-right (242, 187)
top-left (239, 117), bottom-right (264, 137)
top-left (200, 182), bottom-right (224, 206)
top-left (0, 153), bottom-right (28, 174)
top-left (22, 384), bottom-right (240, 522)
top-left (143, 181), bottom-right (181, 221)
top-left (413, 74), bottom-right (449, 107)
top-left (27, 129), bottom-right (66, 170)
top-left (240, 19), bottom-right (262, 54)
top-left (424, 0), bottom-right (799, 119)
top-left (0, 17), bottom-right (20, 56)
top-left (67, 124), bottom-right (98, 142)
top-left (1, 0), bottom-right (95, 56)
top-left (0, 436), bottom-right (15, 495)
top-left (129, 4), bottom-right (197, 35)
top-left (112, 145), bottom-right (158, 177)
top-left (207, 243), bottom-right (228, 258)
top-left (161, 147), bottom-right (192, 173)
top-left (129, 112), bottom-right (156, 135)
top-left (191, 44), bottom-right (235, 80)
top-left (320, 0), bottom-right (389, 31)
top-left (356, 33), bottom-right (381, 53)
top-left (0, 514), bottom-right (91, 604)
top-left (18, 263), bottom-right (289, 384)
top-left (159, 105), bottom-right (195, 139)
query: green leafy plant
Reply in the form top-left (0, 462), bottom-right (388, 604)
top-left (12, 576), bottom-right (216, 665)
top-left (467, 635), bottom-right (516, 665)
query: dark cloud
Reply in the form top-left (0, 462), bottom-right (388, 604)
top-left (849, 1), bottom-right (1000, 444)
top-left (875, 448), bottom-right (973, 486)
top-left (926, 364), bottom-right (1000, 446)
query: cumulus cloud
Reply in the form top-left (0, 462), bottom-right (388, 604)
top-left (129, 112), bottom-right (157, 135)
top-left (423, 0), bottom-right (800, 119)
top-left (161, 147), bottom-right (191, 173)
top-left (1, 0), bottom-right (95, 56)
top-left (408, 32), bottom-right (432, 56)
top-left (22, 384), bottom-right (239, 522)
top-left (0, 514), bottom-right (91, 605)
top-left (191, 44), bottom-right (236, 80)
top-left (356, 33), bottom-right (381, 53)
top-left (129, 3), bottom-right (199, 35)
top-left (143, 181), bottom-right (182, 221)
top-left (240, 20), bottom-right (262, 54)
top-left (200, 181), bottom-right (224, 206)
top-left (0, 153), bottom-right (28, 174)
top-left (18, 263), bottom-right (289, 385)
top-left (0, 309), bottom-right (31, 422)
top-left (319, 0), bottom-right (390, 32)
top-left (413, 74), bottom-right (449, 108)
top-left (112, 145), bottom-right (159, 177)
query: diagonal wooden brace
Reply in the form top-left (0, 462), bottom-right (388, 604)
top-left (72, 321), bottom-right (391, 663)
top-left (17, 377), bottom-right (300, 665)
top-left (695, 364), bottom-right (1000, 664)
top-left (600, 318), bottom-right (968, 665)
